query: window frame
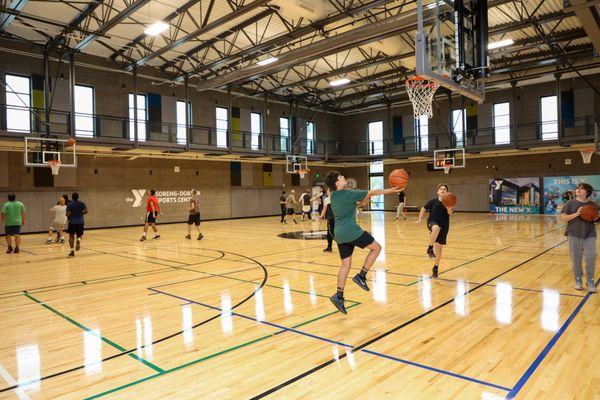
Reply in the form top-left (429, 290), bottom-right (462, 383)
top-left (367, 120), bottom-right (384, 155)
top-left (74, 84), bottom-right (95, 138)
top-left (540, 95), bottom-right (558, 141)
top-left (414, 115), bottom-right (429, 152)
top-left (306, 121), bottom-right (315, 154)
top-left (128, 93), bottom-right (147, 141)
top-left (5, 73), bottom-right (32, 133)
top-left (215, 106), bottom-right (228, 148)
top-left (176, 100), bottom-right (192, 145)
top-left (452, 108), bottom-right (466, 148)
top-left (279, 116), bottom-right (290, 153)
top-left (493, 102), bottom-right (511, 145)
top-left (250, 111), bottom-right (262, 150)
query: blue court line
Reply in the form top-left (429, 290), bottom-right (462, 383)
top-left (150, 287), bottom-right (510, 392)
top-left (361, 349), bottom-right (512, 392)
top-left (506, 277), bottom-right (599, 399)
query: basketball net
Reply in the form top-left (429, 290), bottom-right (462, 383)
top-left (580, 148), bottom-right (594, 164)
top-left (298, 169), bottom-right (307, 179)
top-left (443, 165), bottom-right (452, 174)
top-left (48, 159), bottom-right (61, 175)
top-left (406, 76), bottom-right (440, 119)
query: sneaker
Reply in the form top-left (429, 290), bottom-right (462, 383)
top-left (329, 294), bottom-right (347, 314)
top-left (587, 280), bottom-right (597, 293)
top-left (427, 247), bottom-right (436, 259)
top-left (57, 237), bottom-right (65, 243)
top-left (574, 277), bottom-right (583, 290)
top-left (68, 250), bottom-right (75, 257)
top-left (323, 248), bottom-right (332, 253)
top-left (13, 247), bottom-right (19, 254)
top-left (152, 235), bottom-right (160, 240)
top-left (352, 274), bottom-right (370, 291)
top-left (45, 238), bottom-right (53, 244)
top-left (75, 238), bottom-right (81, 251)
top-left (185, 234), bottom-right (191, 239)
top-left (432, 266), bottom-right (439, 279)
top-left (6, 246), bottom-right (13, 254)
top-left (140, 236), bottom-right (147, 242)
top-left (197, 233), bottom-right (203, 240)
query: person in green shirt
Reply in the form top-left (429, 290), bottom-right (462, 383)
top-left (325, 171), bottom-right (402, 314)
top-left (2, 193), bottom-right (26, 254)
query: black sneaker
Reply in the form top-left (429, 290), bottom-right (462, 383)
top-left (13, 247), bottom-right (19, 254)
top-left (140, 236), bottom-right (146, 242)
top-left (75, 239), bottom-right (81, 251)
top-left (323, 248), bottom-right (332, 253)
top-left (427, 247), bottom-right (436, 258)
top-left (6, 246), bottom-right (13, 254)
top-left (330, 294), bottom-right (347, 314)
top-left (152, 235), bottom-right (160, 240)
top-left (68, 250), bottom-right (75, 257)
top-left (352, 274), bottom-right (370, 291)
top-left (198, 233), bottom-right (204, 240)
top-left (185, 234), bottom-right (191, 239)
top-left (432, 266), bottom-right (439, 279)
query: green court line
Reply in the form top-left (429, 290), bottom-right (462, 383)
top-left (24, 293), bottom-right (165, 374)
top-left (84, 302), bottom-right (363, 400)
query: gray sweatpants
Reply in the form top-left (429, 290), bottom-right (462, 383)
top-left (568, 236), bottom-right (596, 281)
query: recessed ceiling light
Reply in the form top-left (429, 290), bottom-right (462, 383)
top-left (426, 3), bottom-right (437, 9)
top-left (488, 39), bottom-right (514, 50)
top-left (329, 78), bottom-right (351, 87)
top-left (144, 21), bottom-right (169, 36)
top-left (257, 57), bottom-right (278, 66)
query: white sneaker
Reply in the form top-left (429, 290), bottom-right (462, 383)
top-left (45, 238), bottom-right (53, 244)
top-left (574, 277), bottom-right (583, 290)
top-left (587, 280), bottom-right (597, 293)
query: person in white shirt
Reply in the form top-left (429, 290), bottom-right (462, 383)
top-left (46, 196), bottom-right (67, 244)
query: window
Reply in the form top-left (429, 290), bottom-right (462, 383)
top-left (250, 112), bottom-right (261, 150)
top-left (5, 74), bottom-right (31, 132)
top-left (75, 85), bottom-right (94, 137)
top-left (415, 115), bottom-right (429, 151)
top-left (176, 100), bottom-right (191, 145)
top-left (369, 161), bottom-right (384, 210)
top-left (493, 102), bottom-right (510, 145)
top-left (452, 109), bottom-right (465, 148)
top-left (215, 107), bottom-right (228, 148)
top-left (128, 93), bottom-right (146, 141)
top-left (279, 117), bottom-right (289, 152)
top-left (540, 95), bottom-right (558, 141)
top-left (306, 121), bottom-right (315, 154)
top-left (368, 121), bottom-right (384, 155)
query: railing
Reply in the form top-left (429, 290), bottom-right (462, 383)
top-left (0, 104), bottom-right (596, 159)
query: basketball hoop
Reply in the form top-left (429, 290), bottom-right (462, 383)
top-left (443, 165), bottom-right (452, 174)
top-left (580, 148), bottom-right (594, 164)
top-left (48, 159), bottom-right (61, 175)
top-left (406, 76), bottom-right (440, 119)
top-left (298, 169), bottom-right (308, 179)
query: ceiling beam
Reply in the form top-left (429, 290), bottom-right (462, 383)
top-left (46, 0), bottom-right (104, 51)
top-left (567, 0), bottom-right (600, 52)
top-left (0, 0), bottom-right (27, 31)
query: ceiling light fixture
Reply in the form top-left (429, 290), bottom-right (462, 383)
top-left (144, 21), bottom-right (169, 36)
top-left (488, 39), bottom-right (514, 50)
top-left (329, 78), bottom-right (351, 87)
top-left (257, 57), bottom-right (278, 66)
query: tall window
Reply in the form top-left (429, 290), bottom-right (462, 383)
top-left (306, 121), bottom-right (315, 154)
top-left (250, 112), bottom-right (261, 150)
top-left (176, 100), bottom-right (191, 145)
top-left (415, 116), bottom-right (429, 151)
top-left (369, 161), bottom-right (384, 210)
top-left (452, 109), bottom-right (465, 147)
top-left (279, 117), bottom-right (289, 152)
top-left (215, 107), bottom-right (228, 148)
top-left (368, 121), bottom-right (384, 155)
top-left (493, 102), bottom-right (510, 145)
top-left (128, 93), bottom-right (146, 141)
top-left (540, 95), bottom-right (558, 140)
top-left (5, 74), bottom-right (31, 132)
top-left (75, 85), bottom-right (94, 137)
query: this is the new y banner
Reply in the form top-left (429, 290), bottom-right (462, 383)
top-left (543, 175), bottom-right (600, 214)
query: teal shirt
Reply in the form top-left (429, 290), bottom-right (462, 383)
top-left (2, 201), bottom-right (26, 226)
top-left (330, 189), bottom-right (368, 243)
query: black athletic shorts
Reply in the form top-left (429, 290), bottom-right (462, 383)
top-left (286, 208), bottom-right (295, 215)
top-left (427, 221), bottom-right (448, 245)
top-left (337, 231), bottom-right (375, 260)
top-left (5, 225), bottom-right (21, 235)
top-left (68, 223), bottom-right (84, 237)
top-left (188, 212), bottom-right (201, 226)
top-left (145, 212), bottom-right (157, 224)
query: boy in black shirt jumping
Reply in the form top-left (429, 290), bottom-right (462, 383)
top-left (417, 184), bottom-right (454, 278)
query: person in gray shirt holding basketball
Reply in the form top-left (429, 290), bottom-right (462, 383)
top-left (560, 183), bottom-right (599, 293)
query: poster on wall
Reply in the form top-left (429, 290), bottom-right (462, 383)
top-left (543, 175), bottom-right (600, 214)
top-left (489, 178), bottom-right (541, 214)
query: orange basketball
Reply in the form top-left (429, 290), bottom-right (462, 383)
top-left (442, 192), bottom-right (457, 208)
top-left (67, 137), bottom-right (76, 146)
top-left (388, 169), bottom-right (410, 189)
top-left (580, 204), bottom-right (598, 222)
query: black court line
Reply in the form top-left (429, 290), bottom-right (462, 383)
top-left (249, 239), bottom-right (567, 399)
top-left (0, 249), bottom-right (268, 394)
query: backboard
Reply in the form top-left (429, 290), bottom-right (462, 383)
top-left (415, 0), bottom-right (487, 103)
top-left (433, 147), bottom-right (465, 171)
top-left (24, 137), bottom-right (77, 169)
top-left (286, 155), bottom-right (308, 174)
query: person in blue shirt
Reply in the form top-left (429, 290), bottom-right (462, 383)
top-left (66, 192), bottom-right (88, 257)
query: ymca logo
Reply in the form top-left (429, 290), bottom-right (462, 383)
top-left (126, 189), bottom-right (146, 207)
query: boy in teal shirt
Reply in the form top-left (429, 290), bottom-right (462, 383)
top-left (326, 171), bottom-right (402, 314)
top-left (2, 193), bottom-right (26, 254)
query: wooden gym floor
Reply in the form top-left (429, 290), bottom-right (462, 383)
top-left (0, 212), bottom-right (598, 399)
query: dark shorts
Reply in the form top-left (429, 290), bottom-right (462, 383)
top-left (427, 221), bottom-right (448, 245)
top-left (286, 208), bottom-right (295, 215)
top-left (188, 212), bottom-right (201, 226)
top-left (337, 231), bottom-right (375, 259)
top-left (5, 225), bottom-right (21, 235)
top-left (68, 223), bottom-right (84, 237)
top-left (145, 212), bottom-right (157, 224)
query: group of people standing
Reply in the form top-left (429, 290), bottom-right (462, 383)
top-left (279, 189), bottom-right (324, 224)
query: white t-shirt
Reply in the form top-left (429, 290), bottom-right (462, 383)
top-left (324, 197), bottom-right (331, 207)
top-left (52, 204), bottom-right (67, 225)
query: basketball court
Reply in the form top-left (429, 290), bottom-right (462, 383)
top-left (0, 0), bottom-right (599, 398)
